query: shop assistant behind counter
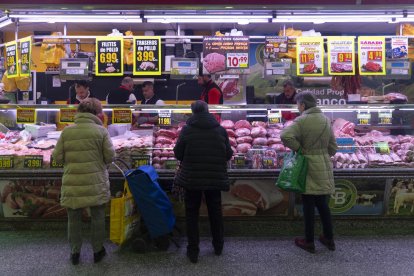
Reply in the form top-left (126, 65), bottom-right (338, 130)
top-left (106, 77), bottom-right (137, 104)
top-left (68, 80), bottom-right (94, 104)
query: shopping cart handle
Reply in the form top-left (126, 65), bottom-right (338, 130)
top-left (111, 158), bottom-right (131, 176)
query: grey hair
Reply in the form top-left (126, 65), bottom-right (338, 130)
top-left (283, 79), bottom-right (294, 88)
top-left (294, 92), bottom-right (317, 110)
top-left (191, 100), bottom-right (209, 114)
top-left (77, 98), bottom-right (102, 115)
top-left (121, 77), bottom-right (134, 86)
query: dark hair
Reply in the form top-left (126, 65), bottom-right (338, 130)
top-left (191, 100), bottom-right (209, 114)
top-left (294, 92), bottom-right (317, 110)
top-left (77, 98), bottom-right (102, 115)
top-left (142, 81), bottom-right (154, 88)
top-left (198, 66), bottom-right (211, 78)
top-left (75, 80), bottom-right (89, 88)
top-left (283, 79), bottom-right (294, 88)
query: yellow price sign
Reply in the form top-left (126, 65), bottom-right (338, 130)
top-left (0, 156), bottom-right (14, 169)
top-left (300, 53), bottom-right (315, 64)
top-left (137, 51), bottom-right (155, 62)
top-left (112, 109), bottom-right (132, 124)
top-left (378, 112), bottom-right (392, 125)
top-left (357, 113), bottom-right (371, 125)
top-left (95, 37), bottom-right (123, 76)
top-left (6, 56), bottom-right (15, 67)
top-left (158, 117), bottom-right (171, 126)
top-left (99, 52), bottom-right (118, 64)
top-left (368, 51), bottom-right (382, 61)
top-left (133, 36), bottom-right (161, 76)
top-left (131, 155), bottom-right (150, 168)
top-left (16, 108), bottom-right (36, 124)
top-left (24, 156), bottom-right (43, 169)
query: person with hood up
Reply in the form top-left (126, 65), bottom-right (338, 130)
top-left (174, 100), bottom-right (233, 263)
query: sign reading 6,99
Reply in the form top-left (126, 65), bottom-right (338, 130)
top-left (95, 37), bottom-right (123, 76)
top-left (133, 36), bottom-right (161, 76)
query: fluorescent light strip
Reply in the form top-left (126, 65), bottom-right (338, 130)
top-left (0, 19), bottom-right (12, 29)
top-left (145, 15), bottom-right (272, 19)
top-left (147, 18), bottom-right (268, 24)
top-left (272, 17), bottom-right (393, 23)
top-left (10, 14), bottom-right (142, 23)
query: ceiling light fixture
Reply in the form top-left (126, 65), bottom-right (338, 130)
top-left (272, 13), bottom-right (403, 24)
top-left (0, 18), bottom-right (12, 29)
top-left (145, 15), bottom-right (270, 24)
top-left (10, 14), bottom-right (142, 23)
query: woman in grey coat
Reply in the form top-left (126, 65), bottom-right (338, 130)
top-left (281, 92), bottom-right (338, 253)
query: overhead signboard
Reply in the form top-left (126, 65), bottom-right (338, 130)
top-left (133, 36), bottom-right (161, 76)
top-left (95, 36), bottom-right (123, 76)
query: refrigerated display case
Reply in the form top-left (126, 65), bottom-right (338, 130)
top-left (0, 103), bottom-right (414, 220)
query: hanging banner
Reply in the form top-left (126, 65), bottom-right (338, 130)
top-left (327, 37), bottom-right (355, 75)
top-left (19, 36), bottom-right (32, 77)
top-left (296, 37), bottom-right (324, 77)
top-left (5, 41), bottom-right (18, 78)
top-left (133, 36), bottom-right (161, 76)
top-left (358, 36), bottom-right (386, 76)
top-left (391, 37), bottom-right (408, 59)
top-left (202, 36), bottom-right (249, 74)
top-left (95, 37), bottom-right (123, 76)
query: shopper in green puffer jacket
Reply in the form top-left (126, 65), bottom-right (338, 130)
top-left (281, 92), bottom-right (338, 254)
top-left (52, 98), bottom-right (115, 265)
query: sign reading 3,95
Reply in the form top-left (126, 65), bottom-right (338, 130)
top-left (95, 37), bottom-right (123, 76)
top-left (6, 41), bottom-right (18, 78)
top-left (0, 156), bottom-right (14, 169)
top-left (133, 36), bottom-right (161, 76)
top-left (24, 155), bottom-right (43, 169)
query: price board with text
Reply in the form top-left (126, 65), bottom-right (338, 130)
top-left (296, 37), bottom-right (324, 76)
top-left (0, 156), bottom-right (14, 169)
top-left (164, 159), bottom-right (178, 169)
top-left (358, 36), bottom-right (385, 76)
top-left (6, 41), bottom-right (18, 78)
top-left (19, 36), bottom-right (32, 77)
top-left (16, 108), bottom-right (36, 124)
top-left (265, 36), bottom-right (288, 55)
top-left (95, 37), bottom-right (123, 76)
top-left (234, 155), bottom-right (246, 168)
top-left (59, 108), bottom-right (77, 123)
top-left (112, 109), bottom-right (132, 124)
top-left (357, 112), bottom-right (371, 125)
top-left (24, 155), bottom-right (43, 169)
top-left (378, 111), bottom-right (392, 125)
top-left (131, 155), bottom-right (151, 168)
top-left (327, 37), bottom-right (355, 75)
top-left (226, 52), bottom-right (249, 68)
top-left (50, 156), bottom-right (63, 168)
top-left (268, 110), bottom-right (281, 125)
top-left (133, 36), bottom-right (161, 76)
top-left (158, 110), bottom-right (172, 126)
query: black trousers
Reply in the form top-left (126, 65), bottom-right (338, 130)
top-left (185, 190), bottom-right (223, 253)
top-left (302, 194), bottom-right (334, 242)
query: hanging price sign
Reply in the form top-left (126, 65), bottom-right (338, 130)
top-left (226, 53), bottom-right (249, 68)
top-left (95, 37), bottom-right (123, 76)
top-left (296, 37), bottom-right (324, 76)
top-left (16, 108), bottom-right (36, 124)
top-left (268, 110), bottom-right (281, 125)
top-left (391, 37), bottom-right (408, 59)
top-left (24, 155), bottom-right (43, 169)
top-left (131, 155), bottom-right (151, 168)
top-left (133, 36), bottom-right (161, 76)
top-left (265, 36), bottom-right (288, 54)
top-left (158, 110), bottom-right (172, 126)
top-left (378, 111), bottom-right (392, 125)
top-left (19, 36), bottom-right (32, 77)
top-left (112, 109), bottom-right (132, 124)
top-left (357, 112), bottom-right (371, 125)
top-left (327, 37), bottom-right (355, 75)
top-left (0, 156), bottom-right (14, 169)
top-left (358, 36), bottom-right (385, 76)
top-left (59, 108), bottom-right (77, 123)
top-left (6, 41), bottom-right (18, 78)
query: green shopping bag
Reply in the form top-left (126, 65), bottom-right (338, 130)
top-left (276, 150), bottom-right (308, 193)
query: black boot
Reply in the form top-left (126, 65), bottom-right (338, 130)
top-left (71, 253), bottom-right (80, 265)
top-left (93, 247), bottom-right (106, 263)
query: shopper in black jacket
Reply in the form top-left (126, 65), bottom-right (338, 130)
top-left (174, 100), bottom-right (233, 263)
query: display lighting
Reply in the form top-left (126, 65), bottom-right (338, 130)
top-left (272, 13), bottom-right (403, 24)
top-left (145, 15), bottom-right (271, 24)
top-left (9, 14), bottom-right (142, 23)
top-left (0, 17), bottom-right (12, 29)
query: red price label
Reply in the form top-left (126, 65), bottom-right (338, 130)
top-left (226, 53), bottom-right (248, 68)
top-left (300, 53), bottom-right (315, 64)
top-left (368, 51), bottom-right (382, 61)
top-left (337, 53), bottom-right (352, 63)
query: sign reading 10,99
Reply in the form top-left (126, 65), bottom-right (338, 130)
top-left (95, 37), bottom-right (123, 76)
top-left (133, 36), bottom-right (161, 76)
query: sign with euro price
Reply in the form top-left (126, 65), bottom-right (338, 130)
top-left (357, 112), bottom-right (371, 125)
top-left (234, 155), bottom-right (246, 168)
top-left (378, 111), bottom-right (392, 125)
top-left (24, 155), bottom-right (43, 169)
top-left (131, 155), bottom-right (150, 168)
top-left (133, 36), bottom-right (161, 76)
top-left (112, 109), bottom-right (132, 124)
top-left (226, 53), bottom-right (248, 69)
top-left (6, 41), bottom-right (18, 78)
top-left (0, 156), bottom-right (14, 169)
top-left (59, 108), bottom-right (77, 123)
top-left (50, 156), bottom-right (63, 168)
top-left (16, 108), bottom-right (36, 124)
top-left (19, 36), bottom-right (32, 77)
top-left (158, 110), bottom-right (171, 126)
top-left (95, 37), bottom-right (123, 76)
top-left (268, 110), bottom-right (281, 125)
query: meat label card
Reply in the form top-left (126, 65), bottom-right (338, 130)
top-left (327, 37), bottom-right (355, 76)
top-left (6, 41), bottom-right (18, 78)
top-left (59, 108), bottom-right (77, 123)
top-left (158, 110), bottom-right (172, 126)
top-left (0, 156), bottom-right (14, 169)
top-left (358, 36), bottom-right (386, 76)
top-left (19, 36), bottom-right (32, 77)
top-left (296, 37), bottom-right (324, 77)
top-left (131, 155), bottom-right (150, 168)
top-left (112, 109), bottom-right (132, 124)
top-left (24, 155), bottom-right (43, 169)
top-left (133, 36), bottom-right (161, 76)
top-left (16, 108), bottom-right (36, 124)
top-left (378, 111), bottom-right (392, 125)
top-left (95, 37), bottom-right (123, 76)
top-left (357, 112), bottom-right (371, 125)
top-left (202, 36), bottom-right (249, 74)
top-left (50, 156), bottom-right (63, 168)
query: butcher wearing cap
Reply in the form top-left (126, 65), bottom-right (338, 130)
top-left (197, 73), bottom-right (224, 105)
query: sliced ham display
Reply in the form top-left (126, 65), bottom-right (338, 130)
top-left (235, 128), bottom-right (251, 137)
top-left (234, 120), bottom-right (252, 130)
top-left (220, 120), bottom-right (235, 129)
top-left (251, 127), bottom-right (267, 138)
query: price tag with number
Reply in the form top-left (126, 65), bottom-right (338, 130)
top-left (158, 110), bottom-right (172, 126)
top-left (327, 36), bottom-right (355, 75)
top-left (60, 108), bottom-right (77, 123)
top-left (358, 36), bottom-right (385, 76)
top-left (268, 110), bottom-right (281, 125)
top-left (262, 157), bottom-right (276, 169)
top-left (112, 109), bottom-right (132, 124)
top-left (6, 41), bottom-right (18, 78)
top-left (133, 36), bottom-right (161, 76)
top-left (374, 142), bottom-right (390, 154)
top-left (131, 155), bottom-right (150, 168)
top-left (0, 156), bottom-right (14, 169)
top-left (95, 37), bottom-right (123, 76)
top-left (24, 155), bottom-right (43, 169)
top-left (234, 155), bottom-right (246, 168)
top-left (226, 53), bottom-right (249, 68)
top-left (378, 111), bottom-right (392, 125)
top-left (50, 156), bottom-right (63, 168)
top-left (296, 37), bottom-right (324, 76)
top-left (357, 112), bottom-right (371, 125)
top-left (16, 108), bottom-right (36, 124)
top-left (164, 159), bottom-right (178, 170)
top-left (19, 36), bottom-right (32, 77)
